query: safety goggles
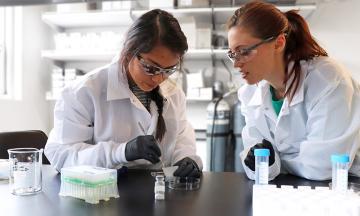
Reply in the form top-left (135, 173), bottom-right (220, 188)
top-left (227, 35), bottom-right (276, 63)
top-left (137, 55), bottom-right (180, 77)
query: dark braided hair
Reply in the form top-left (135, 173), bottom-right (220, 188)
top-left (150, 86), bottom-right (166, 141)
top-left (120, 9), bottom-right (188, 141)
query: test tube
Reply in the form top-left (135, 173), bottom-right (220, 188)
top-left (254, 149), bottom-right (270, 185)
top-left (331, 154), bottom-right (350, 192)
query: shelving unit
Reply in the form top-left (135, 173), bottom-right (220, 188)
top-left (41, 48), bottom-right (228, 61)
top-left (42, 10), bottom-right (133, 30)
top-left (42, 3), bottom-right (317, 102)
top-left (133, 4), bottom-right (317, 24)
top-left (41, 50), bottom-right (118, 61)
top-left (213, 4), bottom-right (316, 23)
top-left (41, 4), bottom-right (316, 61)
top-left (42, 4), bottom-right (316, 30)
top-left (131, 7), bottom-right (212, 20)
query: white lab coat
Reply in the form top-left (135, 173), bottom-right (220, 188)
top-left (45, 60), bottom-right (202, 172)
top-left (239, 57), bottom-right (360, 180)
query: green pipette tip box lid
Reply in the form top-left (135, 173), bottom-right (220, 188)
top-left (59, 166), bottom-right (119, 204)
top-left (60, 165), bottom-right (117, 187)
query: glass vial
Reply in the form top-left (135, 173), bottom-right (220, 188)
top-left (154, 175), bottom-right (165, 200)
top-left (254, 149), bottom-right (270, 185)
top-left (331, 154), bottom-right (349, 192)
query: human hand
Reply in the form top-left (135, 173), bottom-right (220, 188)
top-left (125, 135), bottom-right (161, 164)
top-left (173, 157), bottom-right (201, 178)
top-left (244, 139), bottom-right (275, 171)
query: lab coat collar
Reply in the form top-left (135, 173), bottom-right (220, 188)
top-left (159, 79), bottom-right (178, 99)
top-left (284, 61), bottom-right (308, 107)
top-left (247, 80), bottom-right (269, 107)
top-left (106, 61), bottom-right (131, 101)
top-left (247, 60), bottom-right (308, 108)
top-left (106, 60), bottom-right (178, 102)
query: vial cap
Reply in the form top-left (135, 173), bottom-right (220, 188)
top-left (331, 154), bottom-right (350, 163)
top-left (155, 175), bottom-right (165, 181)
top-left (254, 149), bottom-right (270, 157)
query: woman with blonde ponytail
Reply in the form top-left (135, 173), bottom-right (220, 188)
top-left (45, 9), bottom-right (202, 178)
top-left (227, 1), bottom-right (360, 180)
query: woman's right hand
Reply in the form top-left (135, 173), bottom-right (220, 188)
top-left (125, 135), bottom-right (161, 163)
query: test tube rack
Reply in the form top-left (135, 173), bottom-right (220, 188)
top-left (253, 184), bottom-right (360, 216)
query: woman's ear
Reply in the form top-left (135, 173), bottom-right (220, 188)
top-left (274, 34), bottom-right (286, 53)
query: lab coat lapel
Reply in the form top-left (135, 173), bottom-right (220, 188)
top-left (262, 89), bottom-right (278, 124)
top-left (159, 79), bottom-right (175, 114)
top-left (275, 61), bottom-right (307, 142)
top-left (283, 60), bottom-right (307, 115)
top-left (277, 76), bottom-right (304, 120)
top-left (147, 101), bottom-right (159, 136)
top-left (106, 61), bottom-right (132, 101)
top-left (254, 106), bottom-right (274, 142)
top-left (275, 86), bottom-right (304, 144)
top-left (146, 81), bottom-right (173, 136)
top-left (143, 80), bottom-right (172, 137)
top-left (248, 82), bottom-right (273, 142)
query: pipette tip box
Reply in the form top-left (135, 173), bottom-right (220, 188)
top-left (59, 166), bottom-right (119, 204)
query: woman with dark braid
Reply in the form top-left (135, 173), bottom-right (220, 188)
top-left (45, 9), bottom-right (202, 178)
top-left (227, 1), bottom-right (360, 180)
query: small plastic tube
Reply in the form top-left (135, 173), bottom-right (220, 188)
top-left (254, 149), bottom-right (270, 185)
top-left (331, 154), bottom-right (350, 192)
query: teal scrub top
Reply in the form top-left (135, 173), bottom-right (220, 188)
top-left (270, 86), bottom-right (284, 116)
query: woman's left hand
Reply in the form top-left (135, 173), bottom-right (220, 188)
top-left (173, 157), bottom-right (201, 178)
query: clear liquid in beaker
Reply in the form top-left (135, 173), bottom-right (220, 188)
top-left (8, 148), bottom-right (43, 195)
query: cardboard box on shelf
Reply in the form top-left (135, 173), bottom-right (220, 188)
top-left (178, 16), bottom-right (197, 49)
top-left (56, 3), bottom-right (88, 13)
top-left (178, 0), bottom-right (209, 8)
top-left (196, 28), bottom-right (212, 49)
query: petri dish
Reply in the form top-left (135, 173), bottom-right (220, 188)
top-left (167, 177), bottom-right (200, 191)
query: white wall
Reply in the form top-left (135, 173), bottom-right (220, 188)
top-left (308, 0), bottom-right (360, 82)
top-left (0, 6), bottom-right (52, 133)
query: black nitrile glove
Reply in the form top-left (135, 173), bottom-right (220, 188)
top-left (244, 139), bottom-right (275, 171)
top-left (173, 157), bottom-right (201, 178)
top-left (125, 135), bottom-right (161, 164)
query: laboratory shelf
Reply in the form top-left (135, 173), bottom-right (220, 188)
top-left (186, 49), bottom-right (227, 59)
top-left (41, 50), bottom-right (118, 61)
top-left (132, 7), bottom-right (212, 18)
top-left (213, 49), bottom-right (228, 59)
top-left (42, 10), bottom-right (133, 30)
top-left (213, 4), bottom-right (316, 23)
top-left (42, 4), bottom-right (316, 30)
top-left (41, 49), bottom-right (228, 62)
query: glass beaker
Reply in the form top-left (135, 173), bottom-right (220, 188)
top-left (8, 148), bottom-right (43, 195)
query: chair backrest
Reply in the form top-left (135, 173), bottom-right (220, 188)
top-left (0, 130), bottom-right (50, 164)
